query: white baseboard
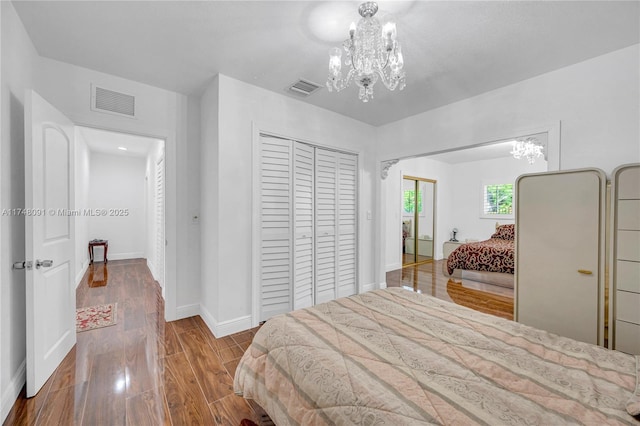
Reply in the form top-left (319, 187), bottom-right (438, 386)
top-left (199, 304), bottom-right (252, 338)
top-left (216, 315), bottom-right (252, 337)
top-left (361, 282), bottom-right (377, 293)
top-left (386, 262), bottom-right (402, 272)
top-left (105, 252), bottom-right (145, 261)
top-left (75, 260), bottom-right (89, 288)
top-left (176, 303), bottom-right (200, 319)
top-left (379, 281), bottom-right (387, 289)
top-left (1, 360), bottom-right (25, 424)
top-left (147, 259), bottom-right (157, 281)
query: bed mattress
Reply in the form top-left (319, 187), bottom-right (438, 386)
top-left (234, 288), bottom-right (639, 425)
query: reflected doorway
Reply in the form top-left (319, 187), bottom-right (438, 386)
top-left (402, 176), bottom-right (436, 266)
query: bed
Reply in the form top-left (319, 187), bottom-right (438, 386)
top-left (234, 288), bottom-right (640, 425)
top-left (444, 223), bottom-right (515, 288)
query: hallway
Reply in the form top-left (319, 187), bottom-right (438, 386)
top-left (4, 259), bottom-right (262, 425)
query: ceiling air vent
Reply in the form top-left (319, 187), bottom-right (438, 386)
top-left (287, 79), bottom-right (322, 97)
top-left (91, 85), bottom-right (136, 118)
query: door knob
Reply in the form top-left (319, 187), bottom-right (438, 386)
top-left (35, 259), bottom-right (53, 269)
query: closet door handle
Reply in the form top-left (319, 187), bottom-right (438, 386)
top-left (577, 269), bottom-right (593, 275)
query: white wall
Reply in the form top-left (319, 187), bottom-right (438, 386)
top-left (0, 2), bottom-right (38, 420)
top-left (377, 45), bottom-right (640, 173)
top-left (384, 157), bottom-right (454, 270)
top-left (199, 74), bottom-right (378, 336)
top-left (0, 5), bottom-right (201, 420)
top-left (182, 96), bottom-right (201, 311)
top-left (88, 152), bottom-right (146, 260)
top-left (449, 156), bottom-right (546, 242)
top-left (32, 56), bottom-right (201, 322)
top-left (377, 45), bottom-right (640, 285)
top-left (199, 76), bottom-right (220, 323)
top-left (74, 129), bottom-right (90, 285)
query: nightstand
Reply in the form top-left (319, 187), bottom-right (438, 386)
top-left (443, 241), bottom-right (464, 259)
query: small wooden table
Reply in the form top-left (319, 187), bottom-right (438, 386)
top-left (88, 240), bottom-right (108, 264)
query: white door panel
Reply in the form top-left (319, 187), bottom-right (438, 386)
top-left (25, 90), bottom-right (76, 397)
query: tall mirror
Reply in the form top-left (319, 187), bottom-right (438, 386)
top-left (402, 176), bottom-right (436, 266)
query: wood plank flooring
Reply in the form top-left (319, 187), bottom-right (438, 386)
top-left (3, 259), bottom-right (263, 426)
top-left (4, 258), bottom-right (513, 425)
top-left (386, 259), bottom-right (514, 320)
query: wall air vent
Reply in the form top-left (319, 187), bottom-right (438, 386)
top-left (287, 79), bottom-right (322, 97)
top-left (91, 85), bottom-right (136, 118)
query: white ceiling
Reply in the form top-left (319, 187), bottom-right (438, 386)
top-left (79, 127), bottom-right (162, 158)
top-left (12, 1), bottom-right (640, 126)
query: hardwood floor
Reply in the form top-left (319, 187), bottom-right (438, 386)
top-left (4, 258), bottom-right (513, 425)
top-left (3, 259), bottom-right (263, 426)
top-left (386, 259), bottom-right (514, 320)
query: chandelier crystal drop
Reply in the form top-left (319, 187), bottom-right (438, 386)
top-left (326, 2), bottom-right (406, 102)
top-left (511, 137), bottom-right (544, 164)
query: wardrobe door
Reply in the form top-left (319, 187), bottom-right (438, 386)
top-left (516, 169), bottom-right (606, 345)
top-left (314, 149), bottom-right (338, 304)
top-left (259, 137), bottom-right (293, 321)
top-left (337, 152), bottom-right (357, 298)
top-left (293, 143), bottom-right (315, 309)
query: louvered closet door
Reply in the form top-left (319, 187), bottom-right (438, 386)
top-left (155, 157), bottom-right (165, 288)
top-left (293, 143), bottom-right (314, 309)
top-left (314, 149), bottom-right (338, 304)
top-left (259, 137), bottom-right (293, 321)
top-left (337, 152), bottom-right (357, 297)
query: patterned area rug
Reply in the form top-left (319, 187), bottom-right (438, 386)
top-left (76, 303), bottom-right (117, 332)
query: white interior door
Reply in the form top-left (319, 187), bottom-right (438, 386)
top-left (516, 169), bottom-right (606, 345)
top-left (24, 90), bottom-right (76, 397)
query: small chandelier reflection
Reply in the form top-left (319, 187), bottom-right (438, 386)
top-left (326, 2), bottom-right (406, 102)
top-left (511, 137), bottom-right (544, 164)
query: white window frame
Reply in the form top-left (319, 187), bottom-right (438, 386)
top-left (480, 181), bottom-right (515, 219)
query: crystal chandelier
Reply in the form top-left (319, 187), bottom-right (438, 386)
top-left (326, 2), bottom-right (406, 102)
top-left (511, 137), bottom-right (544, 164)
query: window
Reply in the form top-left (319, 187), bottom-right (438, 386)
top-left (403, 189), bottom-right (422, 215)
top-left (481, 183), bottom-right (514, 218)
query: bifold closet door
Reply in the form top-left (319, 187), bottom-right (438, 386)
top-left (336, 153), bottom-right (357, 298)
top-left (259, 137), bottom-right (293, 321)
top-left (258, 136), bottom-right (358, 321)
top-left (313, 149), bottom-right (358, 304)
top-left (314, 149), bottom-right (338, 304)
top-left (293, 143), bottom-right (315, 309)
top-left (516, 169), bottom-right (606, 345)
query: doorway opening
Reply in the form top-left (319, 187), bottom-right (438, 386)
top-left (76, 126), bottom-right (166, 292)
top-left (402, 176), bottom-right (436, 267)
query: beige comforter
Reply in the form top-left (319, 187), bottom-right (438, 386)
top-left (234, 288), bottom-right (640, 425)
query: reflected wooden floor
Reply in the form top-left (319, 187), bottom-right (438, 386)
top-left (4, 259), bottom-right (263, 426)
top-left (387, 259), bottom-right (514, 320)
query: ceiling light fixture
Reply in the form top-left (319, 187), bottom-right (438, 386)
top-left (326, 2), bottom-right (406, 102)
top-left (117, 147), bottom-right (128, 151)
top-left (511, 137), bottom-right (543, 164)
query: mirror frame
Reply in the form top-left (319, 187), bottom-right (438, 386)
top-left (401, 175), bottom-right (436, 266)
